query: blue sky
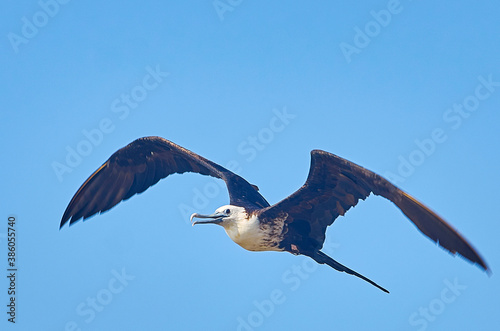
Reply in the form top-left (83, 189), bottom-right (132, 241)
top-left (1, 1), bottom-right (499, 330)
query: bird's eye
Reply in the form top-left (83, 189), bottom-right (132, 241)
top-left (224, 208), bottom-right (231, 215)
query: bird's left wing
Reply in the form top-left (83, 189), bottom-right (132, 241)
top-left (258, 150), bottom-right (489, 271)
top-left (60, 136), bottom-right (269, 228)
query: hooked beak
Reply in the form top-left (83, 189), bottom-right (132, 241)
top-left (190, 212), bottom-right (225, 226)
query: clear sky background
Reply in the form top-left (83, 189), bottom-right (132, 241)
top-left (1, 1), bottom-right (499, 330)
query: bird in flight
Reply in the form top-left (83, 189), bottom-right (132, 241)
top-left (60, 136), bottom-right (489, 293)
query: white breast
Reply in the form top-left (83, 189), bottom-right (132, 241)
top-left (223, 214), bottom-right (284, 252)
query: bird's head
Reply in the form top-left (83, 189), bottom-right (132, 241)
top-left (190, 205), bottom-right (247, 228)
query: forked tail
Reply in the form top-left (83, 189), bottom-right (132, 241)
top-left (312, 251), bottom-right (389, 293)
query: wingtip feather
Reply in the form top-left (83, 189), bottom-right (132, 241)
top-left (396, 191), bottom-right (489, 273)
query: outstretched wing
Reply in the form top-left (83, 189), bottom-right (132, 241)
top-left (60, 136), bottom-right (269, 228)
top-left (259, 150), bottom-right (489, 271)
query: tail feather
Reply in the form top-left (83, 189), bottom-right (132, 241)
top-left (312, 251), bottom-right (389, 293)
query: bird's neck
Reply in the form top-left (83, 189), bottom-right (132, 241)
top-left (223, 213), bottom-right (262, 250)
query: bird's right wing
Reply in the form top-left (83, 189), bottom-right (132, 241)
top-left (60, 136), bottom-right (269, 228)
top-left (259, 150), bottom-right (489, 272)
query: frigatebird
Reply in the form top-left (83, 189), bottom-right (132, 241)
top-left (60, 136), bottom-right (489, 293)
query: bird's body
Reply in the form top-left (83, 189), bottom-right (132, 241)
top-left (61, 136), bottom-right (489, 293)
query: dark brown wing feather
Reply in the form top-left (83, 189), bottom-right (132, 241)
top-left (60, 136), bottom-right (269, 228)
top-left (259, 150), bottom-right (489, 271)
